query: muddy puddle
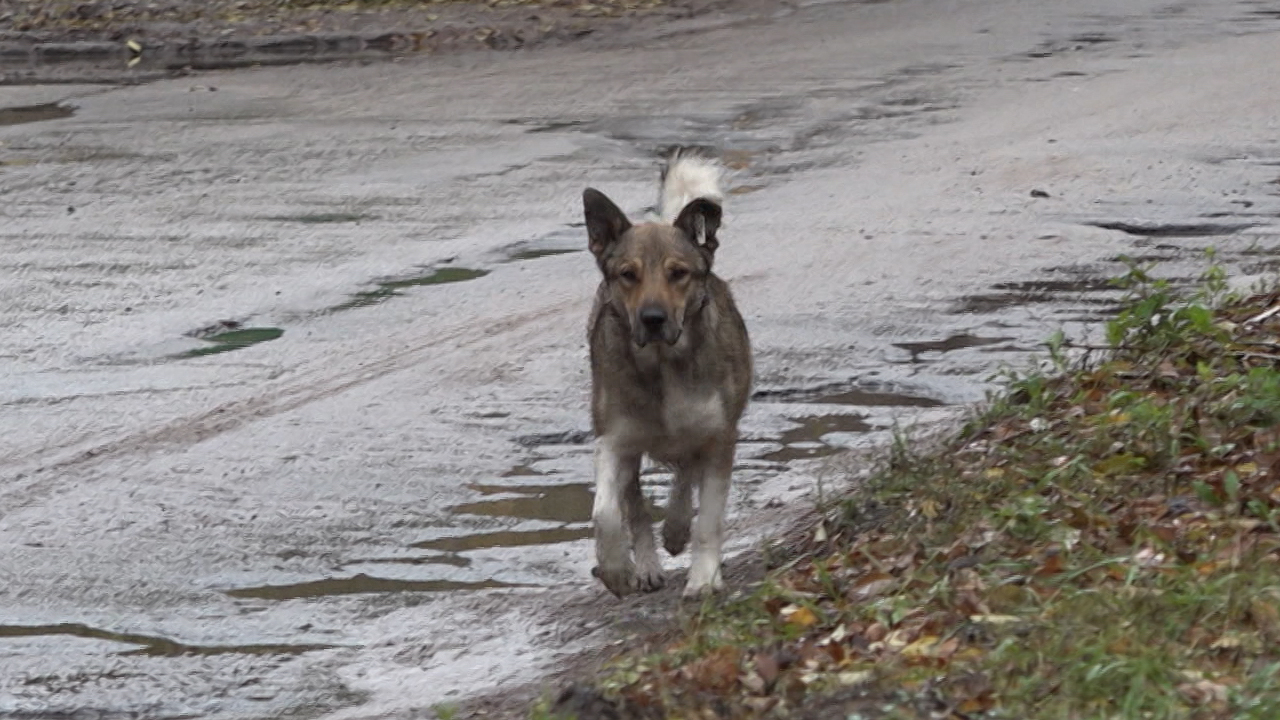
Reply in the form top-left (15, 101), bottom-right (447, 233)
top-left (414, 526), bottom-right (591, 553)
top-left (505, 83), bottom-right (953, 174)
top-left (0, 623), bottom-right (336, 657)
top-left (331, 266), bottom-right (488, 311)
top-left (1088, 220), bottom-right (1257, 237)
top-left (505, 247), bottom-right (580, 261)
top-left (266, 212), bottom-right (372, 224)
top-left (759, 413), bottom-right (873, 463)
top-left (450, 483), bottom-right (593, 525)
top-left (226, 575), bottom-right (522, 601)
top-left (952, 276), bottom-right (1126, 315)
top-left (754, 381), bottom-right (947, 408)
top-left (223, 482), bottom-right (595, 600)
top-left (179, 326), bottom-right (283, 358)
top-left (892, 333), bottom-right (1016, 362)
top-left (0, 102), bottom-right (74, 126)
top-left (498, 226), bottom-right (586, 263)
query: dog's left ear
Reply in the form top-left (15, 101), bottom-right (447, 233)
top-left (673, 198), bottom-right (722, 260)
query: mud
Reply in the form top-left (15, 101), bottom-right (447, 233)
top-left (3, 0), bottom-right (1280, 717)
top-left (0, 100), bottom-right (73, 124)
top-left (180, 326), bottom-right (285, 358)
top-left (892, 334), bottom-right (1016, 363)
top-left (0, 0), bottom-right (779, 85)
top-left (0, 623), bottom-right (339, 657)
top-left (225, 575), bottom-right (524, 600)
top-left (331, 267), bottom-right (490, 311)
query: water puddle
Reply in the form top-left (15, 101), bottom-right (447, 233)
top-left (266, 212), bottom-right (372, 224)
top-left (226, 574), bottom-right (521, 601)
top-left (342, 553), bottom-right (472, 568)
top-left (809, 387), bottom-right (947, 407)
top-left (414, 526), bottom-right (591, 553)
top-left (892, 334), bottom-right (1015, 362)
top-left (0, 103), bottom-right (74, 126)
top-left (753, 381), bottom-right (947, 407)
top-left (0, 623), bottom-right (336, 656)
top-left (414, 480), bottom-right (640, 553)
top-left (449, 483), bottom-right (593, 525)
top-left (331, 266), bottom-right (488, 311)
top-left (514, 430), bottom-right (592, 447)
top-left (991, 279), bottom-right (1117, 293)
top-left (501, 462), bottom-right (547, 477)
top-left (504, 247), bottom-right (580, 262)
top-left (179, 327), bottom-right (284, 358)
top-left (952, 277), bottom-right (1122, 314)
top-left (1087, 220), bottom-right (1256, 237)
top-left (760, 413), bottom-right (872, 463)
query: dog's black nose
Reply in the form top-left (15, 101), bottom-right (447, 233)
top-left (639, 307), bottom-right (668, 328)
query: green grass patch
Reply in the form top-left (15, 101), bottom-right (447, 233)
top-left (559, 259), bottom-right (1280, 719)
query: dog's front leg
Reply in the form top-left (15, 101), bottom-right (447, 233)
top-left (683, 443), bottom-right (733, 598)
top-left (591, 439), bottom-right (641, 597)
top-left (623, 469), bottom-right (665, 592)
top-left (662, 462), bottom-right (698, 557)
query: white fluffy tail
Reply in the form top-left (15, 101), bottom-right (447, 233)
top-left (658, 152), bottom-right (724, 224)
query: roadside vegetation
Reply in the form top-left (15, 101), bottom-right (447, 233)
top-left (543, 257), bottom-right (1280, 719)
top-left (0, 0), bottom-right (667, 36)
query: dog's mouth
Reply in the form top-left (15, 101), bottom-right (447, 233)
top-left (632, 317), bottom-right (682, 348)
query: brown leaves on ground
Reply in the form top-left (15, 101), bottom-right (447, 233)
top-left (588, 286), bottom-right (1280, 719)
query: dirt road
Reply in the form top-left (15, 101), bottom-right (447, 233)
top-left (2, 0), bottom-right (1280, 717)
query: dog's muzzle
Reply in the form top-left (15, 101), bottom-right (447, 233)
top-left (634, 306), bottom-right (682, 347)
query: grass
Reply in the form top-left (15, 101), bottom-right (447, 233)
top-left (551, 258), bottom-right (1280, 719)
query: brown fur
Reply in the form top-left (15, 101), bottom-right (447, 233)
top-left (582, 167), bottom-right (752, 599)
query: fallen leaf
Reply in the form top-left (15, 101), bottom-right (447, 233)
top-left (901, 635), bottom-right (943, 658)
top-left (681, 646), bottom-right (741, 691)
top-left (754, 652), bottom-right (779, 688)
top-left (851, 571), bottom-right (897, 599)
top-left (1178, 679), bottom-right (1229, 706)
top-left (969, 614), bottom-right (1023, 625)
top-left (1034, 551), bottom-right (1065, 576)
top-left (837, 670), bottom-right (873, 685)
top-left (781, 604), bottom-right (818, 628)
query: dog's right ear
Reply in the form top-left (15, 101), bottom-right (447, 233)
top-left (584, 188), bottom-right (631, 261)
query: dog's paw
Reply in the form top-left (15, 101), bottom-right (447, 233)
top-left (661, 519), bottom-right (690, 557)
top-left (682, 563), bottom-right (725, 599)
top-left (634, 558), bottom-right (666, 593)
top-left (591, 563), bottom-right (637, 598)
top-left (681, 577), bottom-right (725, 600)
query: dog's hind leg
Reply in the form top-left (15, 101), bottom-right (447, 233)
top-left (592, 440), bottom-right (642, 597)
top-left (623, 470), bottom-right (665, 592)
top-left (683, 443), bottom-right (733, 598)
top-left (662, 462), bottom-right (697, 556)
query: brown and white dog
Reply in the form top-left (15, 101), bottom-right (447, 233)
top-left (582, 153), bottom-right (752, 598)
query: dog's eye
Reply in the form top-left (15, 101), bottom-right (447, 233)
top-left (619, 268), bottom-right (638, 282)
top-left (669, 267), bottom-right (690, 281)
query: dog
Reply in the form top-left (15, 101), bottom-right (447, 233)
top-left (582, 153), bottom-right (752, 598)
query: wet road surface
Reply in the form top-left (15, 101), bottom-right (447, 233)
top-left (3, 0), bottom-right (1280, 716)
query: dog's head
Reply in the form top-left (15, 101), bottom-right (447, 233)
top-left (583, 188), bottom-right (722, 348)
